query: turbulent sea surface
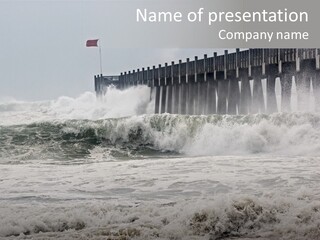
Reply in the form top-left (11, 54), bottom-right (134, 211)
top-left (1, 86), bottom-right (320, 240)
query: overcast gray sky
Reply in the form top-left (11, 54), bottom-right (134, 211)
top-left (0, 0), bottom-right (223, 101)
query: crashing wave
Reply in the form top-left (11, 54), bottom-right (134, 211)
top-left (1, 113), bottom-right (320, 161)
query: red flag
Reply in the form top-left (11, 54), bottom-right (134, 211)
top-left (86, 39), bottom-right (99, 47)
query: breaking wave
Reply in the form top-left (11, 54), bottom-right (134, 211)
top-left (1, 87), bottom-right (320, 161)
top-left (1, 113), bottom-right (320, 162)
top-left (0, 86), bottom-right (153, 126)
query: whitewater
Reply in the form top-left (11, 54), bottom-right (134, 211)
top-left (1, 85), bottom-right (320, 240)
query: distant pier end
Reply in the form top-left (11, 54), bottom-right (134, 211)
top-left (94, 75), bottom-right (119, 96)
top-left (94, 48), bottom-right (320, 114)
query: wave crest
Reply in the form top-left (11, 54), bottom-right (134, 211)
top-left (1, 113), bottom-right (320, 162)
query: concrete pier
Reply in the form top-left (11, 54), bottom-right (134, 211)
top-left (96, 48), bottom-right (320, 115)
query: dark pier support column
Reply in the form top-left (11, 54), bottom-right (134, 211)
top-left (314, 51), bottom-right (320, 112)
top-left (280, 74), bottom-right (292, 112)
top-left (186, 58), bottom-right (193, 115)
top-left (279, 61), bottom-right (299, 112)
top-left (160, 85), bottom-right (167, 114)
top-left (207, 73), bottom-right (216, 114)
top-left (217, 74), bottom-right (228, 114)
top-left (266, 66), bottom-right (278, 113)
top-left (96, 76), bottom-right (100, 95)
top-left (180, 82), bottom-right (187, 114)
top-left (252, 69), bottom-right (265, 113)
top-left (279, 54), bottom-right (296, 112)
top-left (172, 60), bottom-right (180, 114)
top-left (187, 81), bottom-right (194, 115)
top-left (216, 50), bottom-right (228, 115)
top-left (173, 84), bottom-right (180, 114)
top-left (202, 54), bottom-right (209, 115)
top-left (127, 71), bottom-right (131, 87)
top-left (187, 82), bottom-right (191, 114)
top-left (167, 85), bottom-right (173, 113)
top-left (133, 70), bottom-right (136, 86)
top-left (178, 60), bottom-right (187, 115)
top-left (153, 66), bottom-right (160, 114)
top-left (146, 68), bottom-right (153, 101)
top-left (120, 73), bottom-right (124, 90)
top-left (193, 56), bottom-right (201, 115)
top-left (99, 75), bottom-right (104, 95)
top-left (195, 73), bottom-right (206, 115)
top-left (200, 81), bottom-right (208, 115)
top-left (227, 49), bottom-right (240, 115)
top-left (228, 77), bottom-right (240, 114)
top-left (217, 80), bottom-right (228, 114)
top-left (158, 64), bottom-right (166, 114)
top-left (169, 61), bottom-right (176, 114)
top-left (166, 63), bottom-right (173, 114)
top-left (194, 81), bottom-right (200, 115)
top-left (155, 86), bottom-right (161, 114)
top-left (97, 75), bottom-right (103, 97)
top-left (192, 82), bottom-right (199, 114)
top-left (217, 50), bottom-right (231, 114)
top-left (149, 86), bottom-right (153, 102)
top-left (195, 82), bottom-right (202, 115)
top-left (296, 60), bottom-right (313, 111)
top-left (222, 50), bottom-right (229, 115)
top-left (124, 72), bottom-right (127, 90)
top-left (239, 70), bottom-right (252, 115)
top-left (137, 69), bottom-right (140, 86)
top-left (314, 71), bottom-right (320, 112)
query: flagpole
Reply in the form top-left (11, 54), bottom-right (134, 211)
top-left (99, 40), bottom-right (103, 76)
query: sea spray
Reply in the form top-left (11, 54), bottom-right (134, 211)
top-left (0, 86), bottom-right (153, 125)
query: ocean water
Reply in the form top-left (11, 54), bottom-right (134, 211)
top-left (1, 86), bottom-right (320, 240)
